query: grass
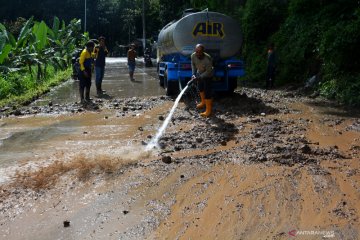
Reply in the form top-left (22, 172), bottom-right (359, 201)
top-left (0, 67), bottom-right (72, 109)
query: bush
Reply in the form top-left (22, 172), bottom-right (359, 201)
top-left (0, 67), bottom-right (70, 108)
top-left (320, 9), bottom-right (360, 74)
top-left (320, 74), bottom-right (360, 106)
top-left (0, 76), bottom-right (12, 99)
top-left (0, 69), bottom-right (43, 99)
top-left (241, 0), bottom-right (287, 85)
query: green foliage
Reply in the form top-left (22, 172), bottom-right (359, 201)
top-left (0, 16), bottom-right (86, 103)
top-left (0, 69), bottom-right (36, 99)
top-left (158, 0), bottom-right (189, 25)
top-left (319, 79), bottom-right (337, 99)
top-left (33, 21), bottom-right (48, 51)
top-left (0, 68), bottom-right (71, 108)
top-left (319, 74), bottom-right (360, 107)
top-left (243, 0), bottom-right (287, 44)
top-left (0, 17), bottom-right (86, 75)
top-left (272, 12), bottom-right (321, 84)
top-left (320, 9), bottom-right (360, 74)
top-left (2, 17), bottom-right (27, 38)
top-left (0, 76), bottom-right (12, 98)
top-left (0, 44), bottom-right (12, 64)
top-left (238, 0), bottom-right (360, 106)
top-left (241, 0), bottom-right (287, 85)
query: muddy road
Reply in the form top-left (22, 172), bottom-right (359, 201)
top-left (0, 58), bottom-right (359, 240)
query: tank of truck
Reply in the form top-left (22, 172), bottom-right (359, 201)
top-left (157, 11), bottom-right (242, 59)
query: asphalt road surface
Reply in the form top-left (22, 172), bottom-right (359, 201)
top-left (32, 57), bottom-right (164, 106)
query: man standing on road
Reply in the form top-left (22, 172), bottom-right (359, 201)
top-left (94, 36), bottom-right (109, 96)
top-left (127, 43), bottom-right (137, 81)
top-left (191, 43), bottom-right (214, 117)
top-left (78, 41), bottom-right (95, 104)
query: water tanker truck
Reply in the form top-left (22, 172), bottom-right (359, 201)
top-left (157, 9), bottom-right (245, 96)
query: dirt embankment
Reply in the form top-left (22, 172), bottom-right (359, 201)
top-left (0, 88), bottom-right (359, 240)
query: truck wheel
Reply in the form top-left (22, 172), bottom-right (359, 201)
top-left (159, 76), bottom-right (164, 87)
top-left (166, 81), bottom-right (179, 96)
top-left (163, 69), bottom-right (179, 96)
top-left (164, 73), bottom-right (171, 95)
top-left (165, 82), bottom-right (171, 96)
top-left (164, 69), bottom-right (169, 91)
top-left (228, 77), bottom-right (238, 93)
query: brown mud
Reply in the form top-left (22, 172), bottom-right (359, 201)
top-left (0, 87), bottom-right (359, 240)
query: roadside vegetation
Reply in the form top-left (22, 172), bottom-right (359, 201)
top-left (0, 17), bottom-right (87, 108)
top-left (0, 0), bottom-right (359, 106)
top-left (234, 0), bottom-right (360, 106)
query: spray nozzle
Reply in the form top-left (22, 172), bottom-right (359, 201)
top-left (187, 79), bottom-right (194, 86)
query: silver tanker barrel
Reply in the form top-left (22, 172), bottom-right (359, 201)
top-left (157, 11), bottom-right (242, 59)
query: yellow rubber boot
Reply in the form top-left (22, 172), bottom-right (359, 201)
top-left (196, 91), bottom-right (206, 109)
top-left (200, 99), bottom-right (213, 117)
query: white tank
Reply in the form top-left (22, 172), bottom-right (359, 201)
top-left (157, 11), bottom-right (243, 59)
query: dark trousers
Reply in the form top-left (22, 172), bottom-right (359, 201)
top-left (198, 77), bottom-right (212, 99)
top-left (78, 70), bottom-right (91, 100)
top-left (266, 66), bottom-right (275, 89)
top-left (95, 66), bottom-right (105, 91)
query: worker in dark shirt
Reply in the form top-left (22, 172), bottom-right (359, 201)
top-left (94, 36), bottom-right (109, 96)
top-left (266, 43), bottom-right (277, 89)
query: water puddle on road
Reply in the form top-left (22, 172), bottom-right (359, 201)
top-left (290, 101), bottom-right (360, 152)
top-left (0, 101), bottom-right (175, 183)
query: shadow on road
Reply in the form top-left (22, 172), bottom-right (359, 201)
top-left (304, 99), bottom-right (360, 118)
top-left (97, 93), bottom-right (113, 100)
top-left (181, 89), bottom-right (279, 118)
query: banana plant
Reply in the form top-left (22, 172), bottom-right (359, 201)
top-left (0, 23), bottom-right (13, 65)
top-left (1, 16), bottom-right (87, 78)
top-left (16, 18), bottom-right (34, 49)
top-left (2, 18), bottom-right (37, 75)
top-left (33, 21), bottom-right (48, 52)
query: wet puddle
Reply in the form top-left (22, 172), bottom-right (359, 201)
top-left (291, 101), bottom-right (360, 152)
top-left (0, 101), bottom-right (175, 183)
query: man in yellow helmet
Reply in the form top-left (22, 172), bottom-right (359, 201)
top-left (191, 44), bottom-right (214, 117)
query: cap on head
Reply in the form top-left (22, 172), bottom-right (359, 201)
top-left (86, 41), bottom-right (95, 48)
top-left (99, 36), bottom-right (105, 41)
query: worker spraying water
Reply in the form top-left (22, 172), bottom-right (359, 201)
top-left (145, 43), bottom-right (214, 150)
top-left (191, 44), bottom-right (214, 117)
top-left (146, 9), bottom-right (247, 150)
top-left (146, 78), bottom-right (194, 151)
